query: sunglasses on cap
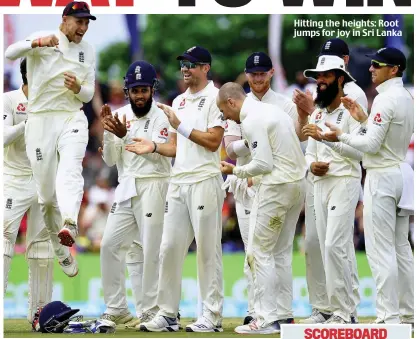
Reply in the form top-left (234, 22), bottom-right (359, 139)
top-left (371, 60), bottom-right (396, 69)
top-left (72, 1), bottom-right (90, 10)
top-left (179, 60), bottom-right (208, 69)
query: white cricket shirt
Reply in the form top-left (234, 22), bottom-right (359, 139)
top-left (102, 102), bottom-right (171, 180)
top-left (233, 97), bottom-right (307, 185)
top-left (3, 88), bottom-right (31, 176)
top-left (343, 81), bottom-right (368, 112)
top-left (224, 87), bottom-right (299, 167)
top-left (305, 104), bottom-right (362, 182)
top-left (5, 30), bottom-right (95, 114)
top-left (248, 88), bottom-right (298, 121)
top-left (170, 81), bottom-right (225, 184)
top-left (339, 77), bottom-right (414, 169)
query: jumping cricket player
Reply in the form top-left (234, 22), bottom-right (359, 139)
top-left (4, 1), bottom-right (96, 250)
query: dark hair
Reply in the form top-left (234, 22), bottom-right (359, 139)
top-left (20, 58), bottom-right (27, 85)
top-left (333, 69), bottom-right (346, 88)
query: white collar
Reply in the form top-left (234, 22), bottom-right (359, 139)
top-left (376, 77), bottom-right (403, 94)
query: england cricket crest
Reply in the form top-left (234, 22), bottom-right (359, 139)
top-left (79, 52), bottom-right (84, 63)
top-left (135, 66), bottom-right (142, 80)
top-left (254, 55), bottom-right (260, 65)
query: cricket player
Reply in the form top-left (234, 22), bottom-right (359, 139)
top-left (219, 83), bottom-right (307, 334)
top-left (294, 38), bottom-right (367, 324)
top-left (300, 55), bottom-right (364, 324)
top-left (322, 47), bottom-right (414, 325)
top-left (223, 52), bottom-right (309, 325)
top-left (99, 61), bottom-right (171, 326)
top-left (127, 46), bottom-right (225, 332)
top-left (3, 58), bottom-right (78, 324)
top-left (4, 1), bottom-right (96, 249)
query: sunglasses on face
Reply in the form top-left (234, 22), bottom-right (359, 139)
top-left (179, 60), bottom-right (207, 69)
top-left (371, 60), bottom-right (395, 69)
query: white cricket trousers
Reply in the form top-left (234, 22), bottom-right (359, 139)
top-left (363, 166), bottom-right (414, 323)
top-left (101, 178), bottom-right (168, 316)
top-left (235, 201), bottom-right (255, 317)
top-left (3, 174), bottom-right (68, 321)
top-left (25, 111), bottom-right (88, 254)
top-left (314, 176), bottom-right (360, 322)
top-left (247, 179), bottom-right (306, 326)
top-left (157, 175), bottom-right (225, 325)
top-left (304, 173), bottom-right (360, 316)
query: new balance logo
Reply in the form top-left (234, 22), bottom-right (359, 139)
top-left (251, 141), bottom-right (257, 149)
top-left (197, 205), bottom-right (204, 210)
top-left (336, 112), bottom-right (343, 124)
top-left (145, 213), bottom-right (152, 217)
top-left (5, 198), bottom-right (12, 209)
top-left (79, 51), bottom-right (84, 63)
top-left (144, 120), bottom-right (150, 132)
top-left (198, 98), bottom-right (206, 110)
top-left (110, 202), bottom-right (117, 213)
top-left (331, 206), bottom-right (336, 210)
top-left (3, 115), bottom-right (6, 120)
top-left (72, 129), bottom-right (79, 133)
top-left (358, 127), bottom-right (367, 135)
top-left (245, 209), bottom-right (250, 215)
top-left (36, 148), bottom-right (43, 161)
top-left (194, 324), bottom-right (209, 329)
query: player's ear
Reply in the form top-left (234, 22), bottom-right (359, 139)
top-left (203, 64), bottom-right (211, 74)
top-left (269, 68), bottom-right (275, 77)
top-left (338, 75), bottom-right (344, 88)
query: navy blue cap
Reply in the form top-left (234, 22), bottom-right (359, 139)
top-left (245, 52), bottom-right (273, 73)
top-left (124, 61), bottom-right (157, 89)
top-left (38, 301), bottom-right (79, 333)
top-left (176, 46), bottom-right (212, 64)
top-left (62, 1), bottom-right (96, 20)
top-left (366, 47), bottom-right (406, 71)
top-left (319, 38), bottom-right (349, 57)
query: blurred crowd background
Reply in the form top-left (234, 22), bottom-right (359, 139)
top-left (4, 14), bottom-right (414, 255)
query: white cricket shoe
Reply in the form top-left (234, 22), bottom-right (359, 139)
top-left (235, 319), bottom-right (280, 334)
top-left (59, 254), bottom-right (78, 277)
top-left (300, 309), bottom-right (332, 324)
top-left (126, 311), bottom-right (156, 329)
top-left (185, 316), bottom-right (223, 332)
top-left (58, 219), bottom-right (79, 247)
top-left (100, 312), bottom-right (134, 325)
top-left (139, 314), bottom-right (179, 332)
top-left (324, 315), bottom-right (350, 324)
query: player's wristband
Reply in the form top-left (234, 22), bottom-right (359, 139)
top-left (177, 122), bottom-right (193, 139)
top-left (152, 141), bottom-right (158, 153)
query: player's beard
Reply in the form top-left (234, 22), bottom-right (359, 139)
top-left (314, 78), bottom-right (340, 109)
top-left (130, 95), bottom-right (153, 118)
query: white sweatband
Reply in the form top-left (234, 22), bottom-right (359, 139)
top-left (232, 139), bottom-right (251, 157)
top-left (177, 122), bottom-right (193, 139)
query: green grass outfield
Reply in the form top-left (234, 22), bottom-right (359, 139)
top-left (4, 318), bottom-right (379, 338)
